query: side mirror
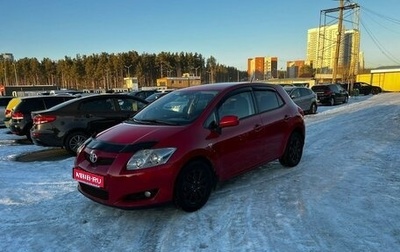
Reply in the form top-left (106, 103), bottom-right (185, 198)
top-left (219, 115), bottom-right (239, 128)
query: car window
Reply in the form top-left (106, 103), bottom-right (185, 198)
top-left (134, 90), bottom-right (218, 125)
top-left (330, 85), bottom-right (339, 92)
top-left (311, 85), bottom-right (328, 92)
top-left (254, 89), bottom-right (282, 113)
top-left (80, 98), bottom-right (115, 112)
top-left (43, 97), bottom-right (70, 108)
top-left (290, 88), bottom-right (301, 98)
top-left (117, 98), bottom-right (147, 112)
top-left (300, 88), bottom-right (311, 96)
top-left (17, 98), bottom-right (45, 112)
top-left (218, 92), bottom-right (255, 119)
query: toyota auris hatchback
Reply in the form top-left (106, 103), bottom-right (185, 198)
top-left (73, 82), bottom-right (306, 212)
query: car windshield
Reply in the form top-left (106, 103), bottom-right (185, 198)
top-left (132, 90), bottom-right (218, 125)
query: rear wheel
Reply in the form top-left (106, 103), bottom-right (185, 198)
top-left (309, 103), bottom-right (317, 114)
top-left (279, 131), bottom-right (304, 167)
top-left (329, 97), bottom-right (335, 106)
top-left (64, 131), bottom-right (88, 155)
top-left (174, 160), bottom-right (214, 212)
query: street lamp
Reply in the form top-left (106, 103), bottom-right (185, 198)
top-left (124, 64), bottom-right (132, 77)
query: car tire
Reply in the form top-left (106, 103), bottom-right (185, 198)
top-left (174, 160), bottom-right (214, 212)
top-left (24, 123), bottom-right (33, 142)
top-left (64, 131), bottom-right (89, 155)
top-left (309, 103), bottom-right (317, 114)
top-left (329, 97), bottom-right (335, 106)
top-left (279, 131), bottom-right (304, 167)
top-left (343, 96), bottom-right (348, 103)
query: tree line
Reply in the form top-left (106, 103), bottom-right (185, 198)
top-left (0, 51), bottom-right (248, 90)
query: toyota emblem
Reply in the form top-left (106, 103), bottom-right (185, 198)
top-left (89, 151), bottom-right (98, 164)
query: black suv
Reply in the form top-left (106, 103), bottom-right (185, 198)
top-left (311, 84), bottom-right (349, 106)
top-left (30, 93), bottom-right (148, 155)
top-left (9, 95), bottom-right (76, 139)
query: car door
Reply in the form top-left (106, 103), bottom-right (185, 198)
top-left (79, 97), bottom-right (121, 133)
top-left (254, 88), bottom-right (289, 161)
top-left (290, 88), bottom-right (307, 111)
top-left (211, 89), bottom-right (263, 179)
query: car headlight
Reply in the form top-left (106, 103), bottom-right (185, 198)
top-left (126, 148), bottom-right (176, 170)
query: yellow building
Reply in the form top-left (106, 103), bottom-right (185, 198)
top-left (156, 74), bottom-right (201, 89)
top-left (357, 67), bottom-right (400, 92)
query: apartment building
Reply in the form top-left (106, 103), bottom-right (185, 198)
top-left (307, 24), bottom-right (360, 78)
top-left (247, 56), bottom-right (278, 80)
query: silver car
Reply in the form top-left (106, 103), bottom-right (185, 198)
top-left (284, 86), bottom-right (318, 114)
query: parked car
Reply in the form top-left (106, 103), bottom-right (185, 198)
top-left (129, 89), bottom-right (159, 100)
top-left (145, 92), bottom-right (169, 103)
top-left (0, 96), bottom-right (14, 127)
top-left (72, 82), bottom-right (306, 212)
top-left (340, 82), bottom-right (382, 95)
top-left (4, 97), bottom-right (22, 129)
top-left (284, 86), bottom-right (318, 114)
top-left (311, 83), bottom-right (349, 105)
top-left (30, 93), bottom-right (148, 155)
top-left (9, 95), bottom-right (76, 139)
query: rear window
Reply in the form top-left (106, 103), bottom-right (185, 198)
top-left (16, 99), bottom-right (46, 112)
top-left (311, 85), bottom-right (329, 92)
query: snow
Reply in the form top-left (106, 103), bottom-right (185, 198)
top-left (1, 93), bottom-right (400, 251)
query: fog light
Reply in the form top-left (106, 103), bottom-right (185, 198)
top-left (144, 191), bottom-right (152, 198)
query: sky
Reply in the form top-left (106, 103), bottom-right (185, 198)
top-left (1, 0), bottom-right (400, 70)
top-left (1, 92), bottom-right (400, 251)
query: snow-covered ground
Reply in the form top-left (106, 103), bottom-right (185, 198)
top-left (1, 93), bottom-right (399, 252)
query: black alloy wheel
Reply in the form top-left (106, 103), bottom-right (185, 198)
top-left (174, 160), bottom-right (214, 212)
top-left (279, 131), bottom-right (304, 167)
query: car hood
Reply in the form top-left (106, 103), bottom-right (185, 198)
top-left (96, 122), bottom-right (185, 145)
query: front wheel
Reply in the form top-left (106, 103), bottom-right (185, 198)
top-left (174, 161), bottom-right (214, 212)
top-left (64, 131), bottom-right (88, 155)
top-left (279, 131), bottom-right (304, 167)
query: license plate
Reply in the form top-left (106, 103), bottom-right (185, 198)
top-left (73, 168), bottom-right (104, 188)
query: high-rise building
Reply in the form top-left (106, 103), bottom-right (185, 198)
top-left (247, 56), bottom-right (278, 80)
top-left (307, 24), bottom-right (360, 78)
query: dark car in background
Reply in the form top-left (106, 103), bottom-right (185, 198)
top-left (0, 96), bottom-right (14, 127)
top-left (30, 93), bottom-right (148, 155)
top-left (129, 89), bottom-right (159, 100)
top-left (340, 82), bottom-right (382, 95)
top-left (311, 84), bottom-right (349, 106)
top-left (145, 92), bottom-right (169, 103)
top-left (9, 95), bottom-right (76, 139)
top-left (72, 82), bottom-right (305, 212)
top-left (284, 86), bottom-right (318, 114)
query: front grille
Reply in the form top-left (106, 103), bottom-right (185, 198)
top-left (84, 152), bottom-right (114, 166)
top-left (79, 183), bottom-right (109, 200)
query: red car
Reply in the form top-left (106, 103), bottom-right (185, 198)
top-left (73, 82), bottom-right (305, 212)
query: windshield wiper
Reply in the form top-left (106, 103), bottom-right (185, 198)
top-left (133, 118), bottom-right (178, 125)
